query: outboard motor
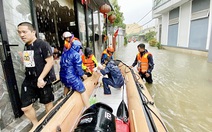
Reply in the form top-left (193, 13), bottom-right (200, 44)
top-left (74, 102), bottom-right (116, 132)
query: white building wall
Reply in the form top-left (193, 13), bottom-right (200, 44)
top-left (177, 1), bottom-right (191, 47)
top-left (208, 0), bottom-right (212, 62)
top-left (206, 0), bottom-right (212, 50)
top-left (155, 18), bottom-right (161, 41)
top-left (161, 13), bottom-right (169, 45)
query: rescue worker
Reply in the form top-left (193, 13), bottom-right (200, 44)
top-left (98, 57), bottom-right (124, 94)
top-left (60, 40), bottom-right (89, 108)
top-left (131, 43), bottom-right (154, 84)
top-left (101, 47), bottom-right (114, 64)
top-left (62, 31), bottom-right (83, 55)
top-left (82, 47), bottom-right (98, 77)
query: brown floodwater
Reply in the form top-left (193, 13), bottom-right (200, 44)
top-left (114, 42), bottom-right (212, 132)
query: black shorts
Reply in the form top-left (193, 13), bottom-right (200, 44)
top-left (21, 79), bottom-right (54, 107)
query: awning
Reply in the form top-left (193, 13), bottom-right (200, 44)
top-left (88, 0), bottom-right (114, 12)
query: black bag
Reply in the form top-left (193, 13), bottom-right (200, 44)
top-left (74, 102), bottom-right (116, 132)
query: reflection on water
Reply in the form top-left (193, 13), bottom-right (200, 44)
top-left (115, 42), bottom-right (212, 132)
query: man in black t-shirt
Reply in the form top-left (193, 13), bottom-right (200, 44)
top-left (17, 22), bottom-right (56, 129)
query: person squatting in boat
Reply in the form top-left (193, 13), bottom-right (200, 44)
top-left (97, 57), bottom-right (124, 94)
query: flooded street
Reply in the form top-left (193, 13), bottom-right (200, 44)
top-left (114, 42), bottom-right (212, 132)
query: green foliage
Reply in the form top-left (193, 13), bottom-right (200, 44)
top-left (148, 38), bottom-right (157, 47)
top-left (148, 38), bottom-right (163, 49)
top-left (109, 0), bottom-right (126, 29)
top-left (124, 36), bottom-right (128, 46)
top-left (144, 31), bottom-right (157, 42)
top-left (157, 42), bottom-right (163, 49)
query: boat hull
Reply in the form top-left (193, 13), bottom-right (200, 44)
top-left (31, 71), bottom-right (100, 132)
top-left (118, 61), bottom-right (167, 132)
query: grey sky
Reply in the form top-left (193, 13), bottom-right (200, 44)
top-left (117, 0), bottom-right (155, 28)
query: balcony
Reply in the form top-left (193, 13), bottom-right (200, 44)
top-left (153, 0), bottom-right (171, 9)
top-left (153, 0), bottom-right (190, 18)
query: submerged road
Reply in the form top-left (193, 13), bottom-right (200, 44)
top-left (114, 41), bottom-right (212, 132)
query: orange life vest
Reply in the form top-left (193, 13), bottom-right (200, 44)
top-left (137, 52), bottom-right (151, 73)
top-left (101, 49), bottom-right (111, 58)
top-left (82, 54), bottom-right (95, 72)
top-left (64, 37), bottom-right (79, 50)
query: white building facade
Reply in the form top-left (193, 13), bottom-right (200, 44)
top-left (153, 0), bottom-right (212, 62)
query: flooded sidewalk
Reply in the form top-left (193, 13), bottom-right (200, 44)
top-left (114, 42), bottom-right (212, 132)
top-left (2, 41), bottom-right (212, 132)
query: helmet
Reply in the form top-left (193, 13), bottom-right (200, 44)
top-left (62, 31), bottom-right (73, 39)
top-left (84, 47), bottom-right (92, 57)
top-left (107, 47), bottom-right (114, 52)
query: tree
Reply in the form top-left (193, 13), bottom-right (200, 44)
top-left (144, 31), bottom-right (156, 42)
top-left (109, 0), bottom-right (126, 28)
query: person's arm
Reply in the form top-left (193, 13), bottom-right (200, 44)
top-left (92, 55), bottom-right (98, 67)
top-left (147, 54), bottom-right (154, 73)
top-left (38, 56), bottom-right (54, 80)
top-left (99, 64), bottom-right (110, 76)
top-left (37, 42), bottom-right (54, 88)
top-left (101, 54), bottom-right (107, 64)
top-left (111, 55), bottom-right (114, 60)
top-left (82, 63), bottom-right (87, 71)
top-left (131, 55), bottom-right (138, 67)
top-left (74, 54), bottom-right (84, 77)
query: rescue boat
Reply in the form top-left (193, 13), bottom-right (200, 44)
top-left (30, 60), bottom-right (167, 132)
top-left (116, 60), bottom-right (167, 132)
top-left (30, 71), bottom-right (101, 132)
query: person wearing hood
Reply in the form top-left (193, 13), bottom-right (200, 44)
top-left (60, 40), bottom-right (89, 108)
top-left (98, 57), bottom-right (124, 94)
top-left (62, 31), bottom-right (83, 55)
top-left (81, 47), bottom-right (98, 77)
top-left (131, 43), bottom-right (154, 84)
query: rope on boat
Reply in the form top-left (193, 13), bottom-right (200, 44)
top-left (33, 90), bottom-right (74, 132)
top-left (115, 59), bottom-right (168, 132)
top-left (131, 69), bottom-right (157, 132)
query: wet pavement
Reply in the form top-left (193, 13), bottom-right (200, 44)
top-left (114, 41), bottom-right (212, 132)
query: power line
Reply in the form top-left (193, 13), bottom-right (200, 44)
top-left (128, 9), bottom-right (152, 30)
top-left (131, 18), bottom-right (154, 31)
top-left (141, 19), bottom-right (154, 27)
top-left (136, 9), bottom-right (152, 23)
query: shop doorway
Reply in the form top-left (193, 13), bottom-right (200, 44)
top-left (0, 0), bottom-right (23, 118)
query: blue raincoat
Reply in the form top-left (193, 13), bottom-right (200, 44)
top-left (60, 41), bottom-right (85, 93)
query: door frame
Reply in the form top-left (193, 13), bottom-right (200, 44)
top-left (0, 0), bottom-right (23, 118)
